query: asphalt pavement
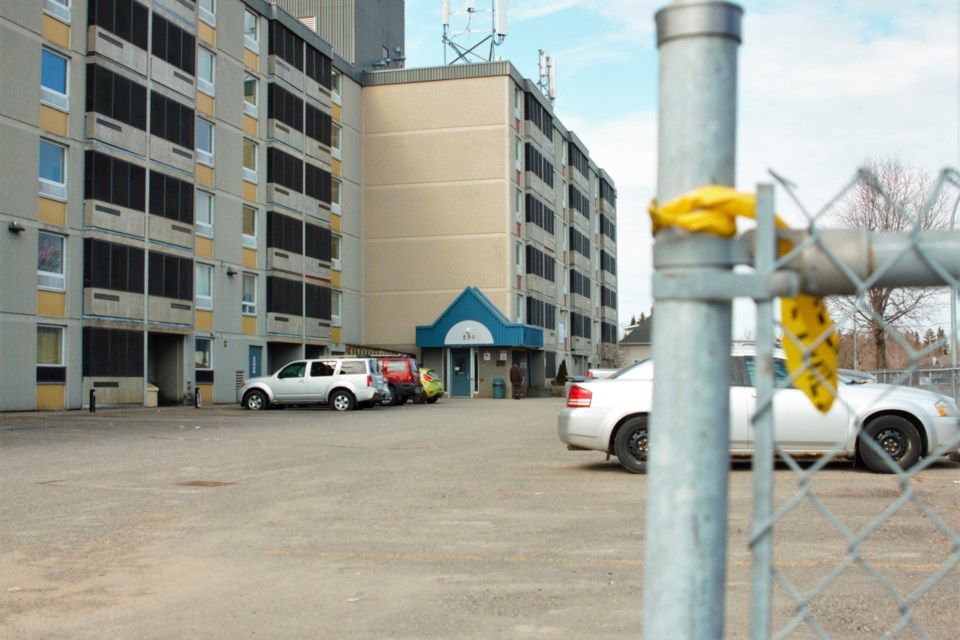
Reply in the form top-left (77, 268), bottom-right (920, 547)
top-left (1, 399), bottom-right (958, 639)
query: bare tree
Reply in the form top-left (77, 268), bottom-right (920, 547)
top-left (826, 158), bottom-right (949, 368)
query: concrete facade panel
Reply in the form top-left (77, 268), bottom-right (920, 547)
top-left (364, 128), bottom-right (506, 186)
top-left (363, 77), bottom-right (507, 134)
top-left (365, 236), bottom-right (505, 293)
top-left (364, 182), bottom-right (506, 239)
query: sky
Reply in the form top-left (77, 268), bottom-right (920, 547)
top-left (402, 0), bottom-right (959, 334)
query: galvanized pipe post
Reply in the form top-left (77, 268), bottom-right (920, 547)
top-left (645, 2), bottom-right (743, 639)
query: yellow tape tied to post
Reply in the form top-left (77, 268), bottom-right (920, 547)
top-left (649, 185), bottom-right (838, 414)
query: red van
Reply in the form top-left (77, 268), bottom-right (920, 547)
top-left (375, 356), bottom-right (422, 405)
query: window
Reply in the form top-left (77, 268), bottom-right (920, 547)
top-left (242, 205), bottom-right (257, 248)
top-left (82, 327), bottom-right (144, 377)
top-left (267, 211), bottom-right (303, 254)
top-left (85, 151), bottom-right (146, 211)
top-left (196, 118), bottom-right (214, 166)
top-left (152, 14), bottom-right (196, 75)
top-left (269, 22), bottom-right (304, 71)
top-left (331, 69), bottom-right (341, 103)
top-left (41, 48), bottom-right (69, 110)
top-left (83, 238), bottom-right (145, 293)
top-left (331, 178), bottom-right (342, 214)
top-left (305, 103), bottom-right (330, 145)
top-left (195, 337), bottom-right (212, 369)
top-left (88, 0), bottom-right (149, 50)
top-left (195, 263), bottom-right (212, 309)
top-left (244, 10), bottom-right (259, 52)
top-left (196, 191), bottom-right (213, 237)
top-left (148, 251), bottom-right (193, 301)
top-left (331, 290), bottom-right (341, 326)
top-left (43, 0), bottom-right (71, 23)
top-left (266, 276), bottom-right (302, 316)
top-left (85, 64), bottom-right (147, 131)
top-left (305, 283), bottom-right (331, 321)
top-left (197, 48), bottom-right (215, 95)
top-left (331, 235), bottom-right (341, 270)
top-left (278, 362), bottom-right (306, 379)
top-left (243, 75), bottom-right (258, 117)
top-left (516, 294), bottom-right (523, 323)
top-left (37, 325), bottom-right (66, 383)
top-left (267, 147), bottom-right (303, 193)
top-left (38, 232), bottom-right (65, 291)
top-left (39, 139), bottom-right (66, 200)
top-left (304, 162), bottom-right (329, 202)
top-left (242, 273), bottom-right (257, 314)
top-left (149, 170), bottom-right (194, 224)
top-left (268, 84), bottom-right (304, 132)
top-left (331, 123), bottom-right (342, 159)
top-left (243, 139), bottom-right (258, 182)
top-left (198, 0), bottom-right (215, 26)
top-left (150, 91), bottom-right (194, 149)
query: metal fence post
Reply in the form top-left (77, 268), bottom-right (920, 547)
top-left (644, 2), bottom-right (743, 639)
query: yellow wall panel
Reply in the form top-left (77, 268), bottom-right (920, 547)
top-left (243, 48), bottom-right (259, 71)
top-left (195, 236), bottom-right (213, 258)
top-left (195, 309), bottom-right (213, 331)
top-left (242, 248), bottom-right (257, 268)
top-left (332, 327), bottom-right (341, 344)
top-left (198, 22), bottom-right (216, 47)
top-left (36, 385), bottom-right (65, 410)
top-left (243, 115), bottom-right (258, 136)
top-left (331, 270), bottom-right (341, 287)
top-left (197, 93), bottom-right (215, 117)
top-left (196, 163), bottom-right (214, 187)
top-left (332, 159), bottom-right (341, 176)
top-left (42, 14), bottom-right (70, 47)
top-left (37, 290), bottom-right (65, 317)
top-left (243, 181), bottom-right (257, 202)
top-left (242, 316), bottom-right (257, 335)
top-left (332, 104), bottom-right (341, 121)
top-left (198, 384), bottom-right (213, 405)
top-left (39, 105), bottom-right (68, 137)
top-left (38, 197), bottom-right (67, 226)
top-left (331, 215), bottom-right (340, 232)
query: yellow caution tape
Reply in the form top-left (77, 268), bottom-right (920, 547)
top-left (649, 185), bottom-right (838, 414)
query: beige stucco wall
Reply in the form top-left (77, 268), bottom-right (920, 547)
top-left (362, 76), bottom-right (513, 352)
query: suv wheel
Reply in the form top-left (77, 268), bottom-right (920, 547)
top-left (387, 385), bottom-right (400, 406)
top-left (329, 389), bottom-right (355, 411)
top-left (244, 390), bottom-right (268, 411)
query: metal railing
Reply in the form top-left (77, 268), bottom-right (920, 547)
top-left (645, 2), bottom-right (960, 638)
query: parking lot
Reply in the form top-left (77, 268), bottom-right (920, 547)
top-left (1, 398), bottom-right (958, 639)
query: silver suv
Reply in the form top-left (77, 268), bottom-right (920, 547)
top-left (238, 357), bottom-right (389, 411)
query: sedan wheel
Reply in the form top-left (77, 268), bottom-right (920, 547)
top-left (614, 416), bottom-right (649, 474)
top-left (244, 390), bottom-right (268, 411)
top-left (858, 416), bottom-right (922, 473)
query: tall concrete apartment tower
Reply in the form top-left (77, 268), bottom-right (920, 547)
top-left (0, 0), bottom-right (616, 409)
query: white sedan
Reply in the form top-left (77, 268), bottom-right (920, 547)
top-left (558, 348), bottom-right (960, 474)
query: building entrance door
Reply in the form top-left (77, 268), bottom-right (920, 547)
top-left (248, 346), bottom-right (262, 377)
top-left (450, 348), bottom-right (471, 397)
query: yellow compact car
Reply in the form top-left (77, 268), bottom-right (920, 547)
top-left (418, 368), bottom-right (445, 404)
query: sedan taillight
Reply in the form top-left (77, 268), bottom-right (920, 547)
top-left (567, 385), bottom-right (593, 408)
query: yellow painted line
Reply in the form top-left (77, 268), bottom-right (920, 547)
top-left (265, 549), bottom-right (946, 571)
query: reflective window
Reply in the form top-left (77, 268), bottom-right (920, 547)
top-left (38, 231), bottom-right (65, 290)
top-left (196, 191), bottom-right (213, 237)
top-left (41, 48), bottom-right (69, 110)
top-left (39, 140), bottom-right (67, 199)
top-left (195, 337), bottom-right (212, 369)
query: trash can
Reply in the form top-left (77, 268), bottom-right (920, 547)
top-left (492, 378), bottom-right (505, 399)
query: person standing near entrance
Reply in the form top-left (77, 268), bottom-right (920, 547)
top-left (510, 363), bottom-right (524, 399)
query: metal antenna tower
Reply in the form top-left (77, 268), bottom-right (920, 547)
top-left (442, 0), bottom-right (508, 64)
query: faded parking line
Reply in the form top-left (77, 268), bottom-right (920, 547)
top-left (264, 549), bottom-right (945, 571)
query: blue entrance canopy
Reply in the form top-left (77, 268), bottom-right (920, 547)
top-left (416, 287), bottom-right (544, 348)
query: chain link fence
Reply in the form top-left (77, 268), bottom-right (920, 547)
top-left (749, 168), bottom-right (960, 638)
top-left (644, 3), bottom-right (960, 638)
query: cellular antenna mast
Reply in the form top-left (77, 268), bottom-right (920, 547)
top-left (442, 0), bottom-right (508, 64)
top-left (536, 50), bottom-right (556, 103)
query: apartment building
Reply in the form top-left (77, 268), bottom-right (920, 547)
top-left (0, 0), bottom-right (616, 409)
top-left (362, 64), bottom-right (619, 396)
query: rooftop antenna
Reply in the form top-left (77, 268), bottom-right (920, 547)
top-left (536, 49), bottom-right (556, 103)
top-left (443, 0), bottom-right (508, 64)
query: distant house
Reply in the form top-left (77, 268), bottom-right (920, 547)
top-left (620, 316), bottom-right (653, 364)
